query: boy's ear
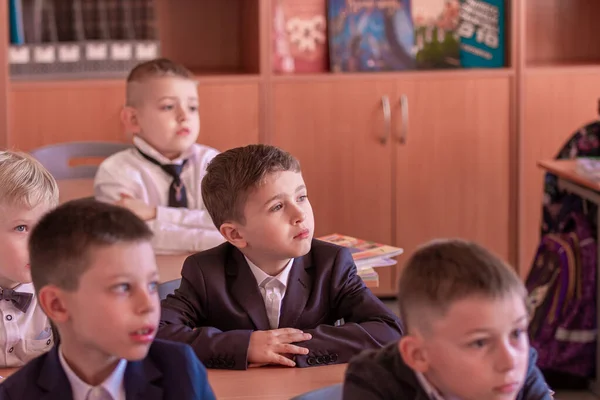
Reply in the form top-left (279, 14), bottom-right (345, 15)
top-left (38, 285), bottom-right (70, 324)
top-left (398, 334), bottom-right (430, 373)
top-left (220, 222), bottom-right (247, 249)
top-left (121, 106), bottom-right (141, 134)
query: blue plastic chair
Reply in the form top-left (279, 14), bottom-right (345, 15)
top-left (158, 278), bottom-right (181, 301)
top-left (290, 383), bottom-right (343, 400)
top-left (29, 141), bottom-right (130, 179)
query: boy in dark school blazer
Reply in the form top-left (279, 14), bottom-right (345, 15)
top-left (343, 239), bottom-right (554, 400)
top-left (0, 199), bottom-right (216, 400)
top-left (158, 144), bottom-right (402, 369)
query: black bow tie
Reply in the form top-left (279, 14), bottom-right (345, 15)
top-left (0, 287), bottom-right (33, 313)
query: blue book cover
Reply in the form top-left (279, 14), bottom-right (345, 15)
top-left (8, 0), bottom-right (25, 45)
top-left (328, 0), bottom-right (416, 72)
top-left (412, 0), bottom-right (461, 69)
top-left (458, 0), bottom-right (504, 68)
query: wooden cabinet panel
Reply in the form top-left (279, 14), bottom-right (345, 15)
top-left (8, 81), bottom-right (259, 152)
top-left (519, 71), bottom-right (600, 278)
top-left (394, 77), bottom-right (511, 283)
top-left (271, 80), bottom-right (397, 296)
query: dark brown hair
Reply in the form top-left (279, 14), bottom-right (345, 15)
top-left (126, 57), bottom-right (195, 105)
top-left (29, 198), bottom-right (153, 292)
top-left (398, 239), bottom-right (526, 332)
top-left (201, 144), bottom-right (301, 228)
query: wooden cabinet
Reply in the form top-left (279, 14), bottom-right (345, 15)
top-left (272, 76), bottom-right (512, 296)
top-left (272, 80), bottom-right (396, 295)
top-left (395, 77), bottom-right (511, 277)
top-left (8, 80), bottom-right (260, 152)
top-left (518, 71), bottom-right (600, 277)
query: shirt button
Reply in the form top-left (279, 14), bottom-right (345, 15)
top-left (6, 315), bottom-right (12, 321)
top-left (8, 347), bottom-right (13, 353)
top-left (46, 339), bottom-right (52, 346)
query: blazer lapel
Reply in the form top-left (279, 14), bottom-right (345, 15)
top-left (125, 358), bottom-right (163, 400)
top-left (278, 253), bottom-right (313, 328)
top-left (227, 249), bottom-right (271, 330)
top-left (37, 347), bottom-right (74, 400)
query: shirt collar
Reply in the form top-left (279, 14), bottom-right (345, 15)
top-left (415, 372), bottom-right (446, 400)
top-left (133, 135), bottom-right (195, 165)
top-left (58, 345), bottom-right (127, 400)
top-left (245, 256), bottom-right (294, 289)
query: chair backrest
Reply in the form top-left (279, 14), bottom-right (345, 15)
top-left (29, 141), bottom-right (131, 179)
top-left (290, 384), bottom-right (343, 400)
top-left (158, 278), bottom-right (181, 301)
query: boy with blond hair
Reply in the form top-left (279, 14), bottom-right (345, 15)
top-left (94, 57), bottom-right (223, 254)
top-left (158, 144), bottom-right (402, 369)
top-left (0, 151), bottom-right (58, 367)
top-left (0, 199), bottom-right (216, 399)
top-left (343, 239), bottom-right (553, 400)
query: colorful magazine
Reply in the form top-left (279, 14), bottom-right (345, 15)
top-left (327, 0), bottom-right (416, 72)
top-left (319, 233), bottom-right (404, 261)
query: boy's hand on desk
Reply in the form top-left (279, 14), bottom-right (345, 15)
top-left (115, 194), bottom-right (157, 221)
top-left (248, 328), bottom-right (311, 367)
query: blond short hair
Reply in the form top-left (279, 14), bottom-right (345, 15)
top-left (398, 239), bottom-right (526, 333)
top-left (125, 58), bottom-right (196, 106)
top-left (0, 151), bottom-right (59, 209)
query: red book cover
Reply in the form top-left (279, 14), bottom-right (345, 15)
top-left (272, 0), bottom-right (328, 74)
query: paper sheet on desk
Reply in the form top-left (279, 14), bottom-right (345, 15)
top-left (576, 158), bottom-right (600, 181)
top-left (355, 257), bottom-right (398, 270)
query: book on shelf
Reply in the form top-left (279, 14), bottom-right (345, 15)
top-left (318, 233), bottom-right (404, 270)
top-left (458, 0), bottom-right (504, 68)
top-left (327, 0), bottom-right (416, 72)
top-left (412, 0), bottom-right (461, 69)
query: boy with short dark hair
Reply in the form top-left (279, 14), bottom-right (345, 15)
top-left (0, 199), bottom-right (215, 399)
top-left (158, 144), bottom-right (402, 369)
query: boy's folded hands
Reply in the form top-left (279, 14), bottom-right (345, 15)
top-left (247, 328), bottom-right (311, 368)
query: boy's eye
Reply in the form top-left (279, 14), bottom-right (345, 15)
top-left (512, 328), bottom-right (525, 339)
top-left (270, 203), bottom-right (283, 212)
top-left (469, 338), bottom-right (488, 348)
top-left (113, 283), bottom-right (131, 293)
top-left (160, 104), bottom-right (174, 111)
top-left (148, 281), bottom-right (159, 293)
top-left (298, 195), bottom-right (308, 202)
top-left (14, 225), bottom-right (27, 233)
top-left (189, 106), bottom-right (198, 112)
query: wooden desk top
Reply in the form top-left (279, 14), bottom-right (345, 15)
top-left (537, 159), bottom-right (600, 192)
top-left (0, 364), bottom-right (347, 399)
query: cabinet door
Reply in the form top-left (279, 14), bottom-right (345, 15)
top-left (394, 76), bottom-right (511, 282)
top-left (271, 80), bottom-right (397, 296)
top-left (198, 82), bottom-right (260, 151)
top-left (519, 72), bottom-right (600, 277)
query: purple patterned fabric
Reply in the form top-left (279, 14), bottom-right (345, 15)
top-left (527, 212), bottom-right (597, 378)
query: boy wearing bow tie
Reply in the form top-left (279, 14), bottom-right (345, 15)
top-left (0, 199), bottom-right (216, 399)
top-left (0, 151), bottom-right (58, 367)
top-left (94, 58), bottom-right (224, 255)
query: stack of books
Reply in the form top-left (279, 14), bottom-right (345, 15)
top-left (319, 233), bottom-right (403, 268)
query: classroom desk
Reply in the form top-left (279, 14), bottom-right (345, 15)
top-left (0, 364), bottom-right (347, 399)
top-left (537, 159), bottom-right (600, 395)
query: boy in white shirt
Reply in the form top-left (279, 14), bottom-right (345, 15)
top-left (0, 151), bottom-right (58, 366)
top-left (94, 58), bottom-right (224, 254)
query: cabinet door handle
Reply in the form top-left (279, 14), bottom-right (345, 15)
top-left (381, 95), bottom-right (391, 144)
top-left (397, 94), bottom-right (409, 144)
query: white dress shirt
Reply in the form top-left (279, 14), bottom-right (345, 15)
top-left (94, 136), bottom-right (225, 254)
top-left (245, 257), bottom-right (294, 329)
top-left (0, 283), bottom-right (53, 367)
top-left (415, 372), bottom-right (458, 400)
top-left (58, 346), bottom-right (127, 400)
